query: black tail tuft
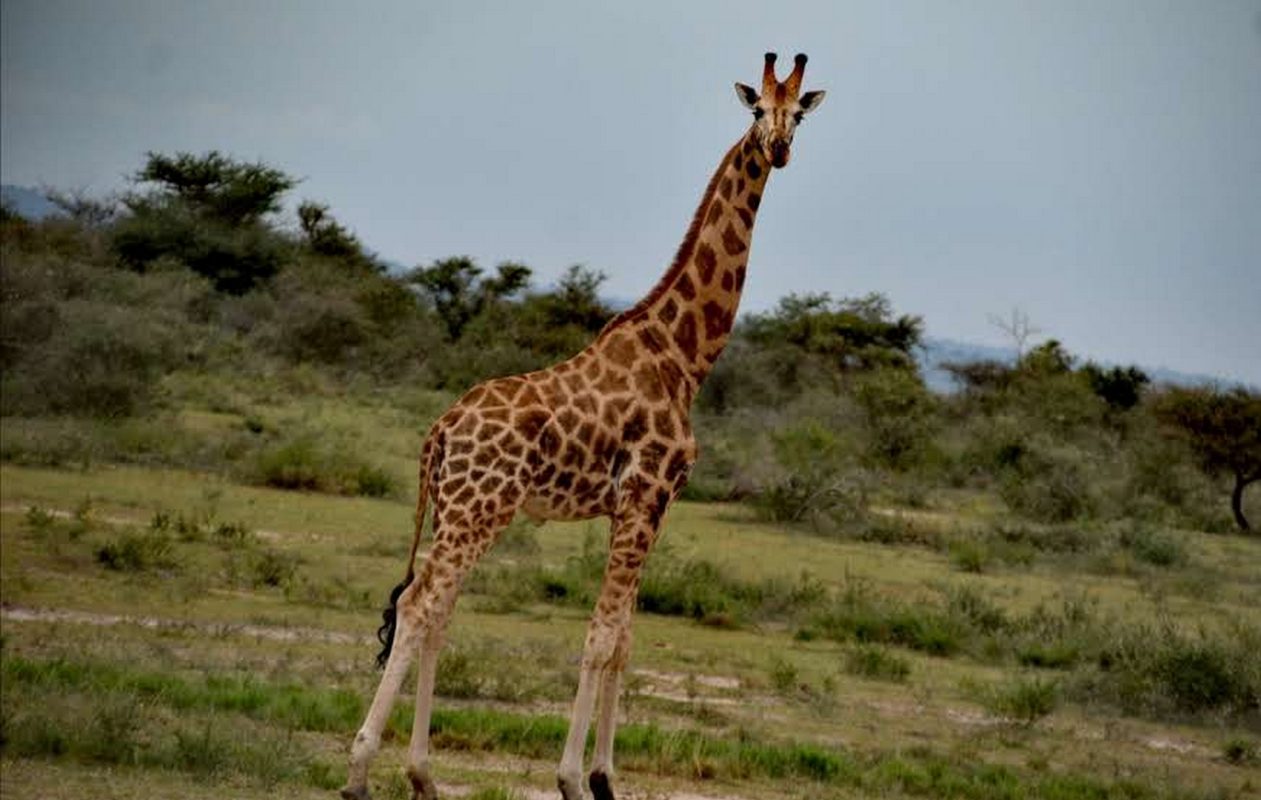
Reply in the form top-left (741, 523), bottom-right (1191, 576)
top-left (375, 576), bottom-right (412, 669)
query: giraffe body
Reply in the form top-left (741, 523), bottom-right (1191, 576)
top-left (342, 52), bottom-right (825, 800)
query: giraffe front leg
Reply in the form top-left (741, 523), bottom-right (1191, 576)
top-left (558, 508), bottom-right (654, 800)
top-left (557, 619), bottom-right (614, 800)
top-left (588, 625), bottom-right (632, 800)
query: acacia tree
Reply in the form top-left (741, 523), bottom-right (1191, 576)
top-left (133, 151), bottom-right (294, 226)
top-left (408, 257), bottom-right (532, 339)
top-left (1155, 386), bottom-right (1261, 532)
top-left (744, 292), bottom-right (924, 372)
top-left (297, 200), bottom-right (376, 270)
top-left (113, 151), bottom-right (298, 293)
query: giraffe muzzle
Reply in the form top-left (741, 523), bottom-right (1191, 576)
top-left (769, 140), bottom-right (790, 168)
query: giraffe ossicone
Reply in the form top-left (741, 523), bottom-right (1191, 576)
top-left (341, 52), bottom-right (825, 800)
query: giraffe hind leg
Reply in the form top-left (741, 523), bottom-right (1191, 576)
top-left (343, 580), bottom-right (423, 800)
top-left (404, 512), bottom-right (514, 800)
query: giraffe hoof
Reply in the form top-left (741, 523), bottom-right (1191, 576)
top-left (557, 772), bottom-right (584, 800)
top-left (339, 785), bottom-right (371, 800)
top-left (589, 770), bottom-right (615, 800)
top-left (408, 766), bottom-right (440, 800)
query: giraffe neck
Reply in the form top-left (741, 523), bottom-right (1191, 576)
top-left (602, 128), bottom-right (771, 386)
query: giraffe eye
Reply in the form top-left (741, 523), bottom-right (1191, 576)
top-left (793, 112), bottom-right (804, 124)
top-left (753, 108), bottom-right (764, 120)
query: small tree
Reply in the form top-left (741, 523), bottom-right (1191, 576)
top-left (409, 257), bottom-right (532, 339)
top-left (1082, 363), bottom-right (1149, 413)
top-left (1155, 386), bottom-right (1261, 532)
top-left (297, 200), bottom-right (375, 269)
top-left (744, 292), bottom-right (923, 372)
top-left (133, 150), bottom-right (294, 226)
top-left (113, 151), bottom-right (298, 293)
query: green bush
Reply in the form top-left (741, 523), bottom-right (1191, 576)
top-left (2, 298), bottom-right (179, 417)
top-left (982, 677), bottom-right (1059, 726)
top-left (1222, 737), bottom-right (1258, 766)
top-left (95, 528), bottom-right (179, 572)
top-left (949, 539), bottom-right (991, 573)
top-left (753, 421), bottom-right (865, 526)
top-left (248, 434), bottom-right (398, 497)
top-left (1118, 525), bottom-right (1186, 567)
top-left (811, 583), bottom-right (964, 656)
top-left (843, 645), bottom-right (911, 682)
top-left (249, 547), bottom-right (300, 588)
top-left (1083, 622), bottom-right (1261, 719)
top-left (850, 367), bottom-right (938, 470)
top-left (999, 447), bottom-right (1097, 523)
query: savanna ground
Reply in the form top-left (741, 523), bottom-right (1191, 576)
top-left (1, 400), bottom-right (1258, 799)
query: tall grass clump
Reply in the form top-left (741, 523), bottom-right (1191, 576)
top-left (1080, 621), bottom-right (1261, 720)
top-left (95, 527), bottom-right (180, 572)
top-left (843, 645), bottom-right (911, 682)
top-left (981, 677), bottom-right (1060, 726)
top-left (807, 581), bottom-right (965, 656)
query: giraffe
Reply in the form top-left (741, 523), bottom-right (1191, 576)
top-left (341, 52), bottom-right (825, 800)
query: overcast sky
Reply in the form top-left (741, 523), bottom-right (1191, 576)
top-left (3, 1), bottom-right (1259, 384)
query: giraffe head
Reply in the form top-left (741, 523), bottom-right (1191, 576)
top-left (734, 52), bottom-right (826, 169)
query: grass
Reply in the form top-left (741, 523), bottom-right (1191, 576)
top-left (980, 676), bottom-right (1060, 726)
top-left (843, 645), bottom-right (912, 682)
top-left (2, 462), bottom-right (1259, 799)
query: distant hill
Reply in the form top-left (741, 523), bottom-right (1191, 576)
top-left (916, 336), bottom-right (1241, 393)
top-left (1, 185), bottom-right (59, 220)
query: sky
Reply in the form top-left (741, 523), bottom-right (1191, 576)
top-left (3, 0), bottom-right (1259, 384)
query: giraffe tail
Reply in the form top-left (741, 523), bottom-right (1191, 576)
top-left (375, 427), bottom-right (442, 669)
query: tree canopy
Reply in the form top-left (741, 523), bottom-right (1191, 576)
top-left (1155, 386), bottom-right (1261, 531)
top-left (743, 292), bottom-right (923, 372)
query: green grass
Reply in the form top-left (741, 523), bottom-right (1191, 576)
top-left (2, 461), bottom-right (1259, 799)
top-left (2, 651), bottom-right (1218, 800)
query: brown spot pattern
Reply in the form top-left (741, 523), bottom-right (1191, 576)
top-left (674, 311), bottom-right (698, 362)
top-left (695, 242), bottom-right (718, 285)
top-left (722, 222), bottom-right (747, 256)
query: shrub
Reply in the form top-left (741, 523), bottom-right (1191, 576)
top-left (248, 434), bottom-right (398, 497)
top-left (753, 421), bottom-right (865, 526)
top-left (844, 645), bottom-right (911, 682)
top-left (983, 677), bottom-right (1059, 726)
top-left (1017, 643), bottom-right (1081, 670)
top-left (769, 657), bottom-right (800, 694)
top-left (949, 539), bottom-right (990, 573)
top-left (250, 547), bottom-right (300, 588)
top-left (2, 298), bottom-right (179, 417)
top-left (1084, 622), bottom-right (1261, 719)
top-left (1222, 737), bottom-right (1258, 766)
top-left (1118, 525), bottom-right (1186, 567)
top-left (96, 528), bottom-right (179, 572)
top-left (999, 447), bottom-right (1097, 523)
top-left (850, 367), bottom-right (938, 470)
top-left (811, 584), bottom-right (964, 656)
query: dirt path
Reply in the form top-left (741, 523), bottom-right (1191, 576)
top-left (0, 603), bottom-right (368, 645)
top-left (0, 502), bottom-right (290, 541)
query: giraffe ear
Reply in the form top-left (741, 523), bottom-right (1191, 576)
top-left (734, 83), bottom-right (760, 110)
top-left (798, 90), bottom-right (827, 114)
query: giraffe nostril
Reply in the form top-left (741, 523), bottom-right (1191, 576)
top-left (769, 142), bottom-right (790, 168)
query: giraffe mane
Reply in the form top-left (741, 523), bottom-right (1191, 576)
top-left (597, 138), bottom-right (741, 337)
